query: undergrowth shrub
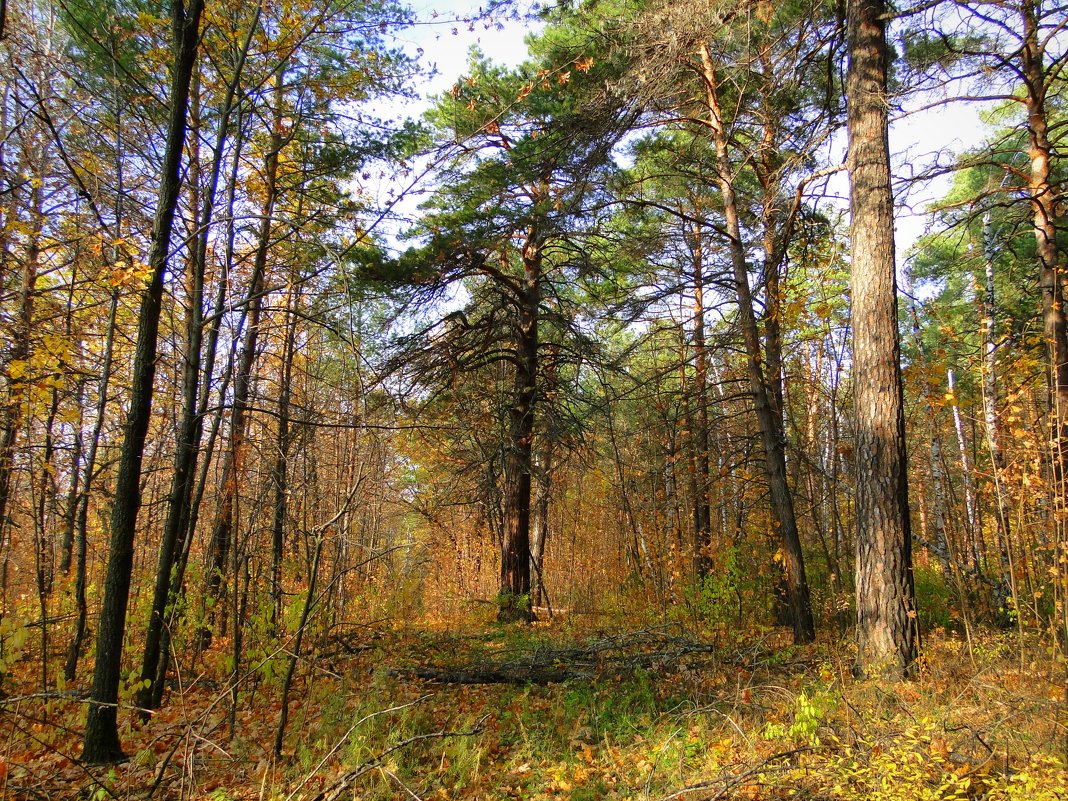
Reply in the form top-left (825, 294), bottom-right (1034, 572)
top-left (914, 565), bottom-right (955, 632)
top-left (677, 546), bottom-right (770, 638)
top-left (762, 686), bottom-right (839, 746)
top-left (818, 726), bottom-right (1066, 801)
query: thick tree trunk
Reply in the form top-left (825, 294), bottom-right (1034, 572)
top-left (498, 232), bottom-right (541, 623)
top-left (1019, 0), bottom-right (1068, 493)
top-left (700, 44), bottom-right (815, 644)
top-left (845, 0), bottom-right (917, 679)
top-left (81, 0), bottom-right (204, 763)
top-left (530, 446), bottom-right (551, 609)
top-left (762, 192), bottom-right (795, 629)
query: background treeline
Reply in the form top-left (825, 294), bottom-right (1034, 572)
top-left (0, 0), bottom-right (1064, 762)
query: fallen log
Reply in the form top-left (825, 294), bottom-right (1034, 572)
top-left (389, 665), bottom-right (590, 685)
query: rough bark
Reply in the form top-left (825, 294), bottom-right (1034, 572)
top-left (498, 230), bottom-right (541, 623)
top-left (1019, 0), bottom-right (1068, 491)
top-left (530, 346), bottom-right (557, 611)
top-left (845, 0), bottom-right (917, 679)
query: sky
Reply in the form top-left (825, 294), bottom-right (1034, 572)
top-left (376, 0), bottom-right (993, 268)
top-left (393, 0), bottom-right (540, 101)
top-left (360, 1), bottom-right (540, 248)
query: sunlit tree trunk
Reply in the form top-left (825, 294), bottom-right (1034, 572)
top-left (947, 368), bottom-right (981, 571)
top-left (700, 43), bottom-right (814, 644)
top-left (530, 345), bottom-right (557, 611)
top-left (978, 209), bottom-right (1013, 616)
top-left (1018, 2), bottom-right (1068, 542)
top-left (845, 0), bottom-right (917, 678)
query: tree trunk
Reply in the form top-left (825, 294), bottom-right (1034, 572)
top-left (65, 59), bottom-right (127, 681)
top-left (903, 269), bottom-right (952, 573)
top-left (138, 21), bottom-right (255, 710)
top-left (65, 287), bottom-right (119, 683)
top-left (81, 0), bottom-right (204, 762)
top-left (530, 446), bottom-right (551, 609)
top-left (978, 209), bottom-right (1013, 619)
top-left (147, 114), bottom-right (245, 707)
top-left (58, 379), bottom-right (83, 577)
top-left (679, 331), bottom-right (701, 583)
top-left (0, 176), bottom-right (42, 593)
top-left (530, 345), bottom-right (556, 611)
top-left (689, 221), bottom-right (713, 578)
top-left (271, 279), bottom-right (298, 628)
top-left (845, 0), bottom-right (917, 679)
top-left (204, 67), bottom-right (285, 644)
top-left (1019, 0), bottom-right (1068, 492)
top-left (947, 368), bottom-right (981, 571)
top-left (273, 532), bottom-right (324, 756)
top-left (699, 44), bottom-right (815, 644)
top-left (498, 230), bottom-right (541, 623)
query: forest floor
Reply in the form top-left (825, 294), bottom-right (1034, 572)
top-left (0, 613), bottom-right (1064, 800)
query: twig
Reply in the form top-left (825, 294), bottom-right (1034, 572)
top-left (654, 747), bottom-right (813, 801)
top-left (308, 715), bottom-right (489, 801)
top-left (0, 706), bottom-right (119, 799)
top-left (0, 690), bottom-right (89, 706)
top-left (284, 695), bottom-right (433, 801)
top-left (381, 767), bottom-right (425, 800)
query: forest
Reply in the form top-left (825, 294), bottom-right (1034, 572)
top-left (0, 0), bottom-right (1065, 796)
